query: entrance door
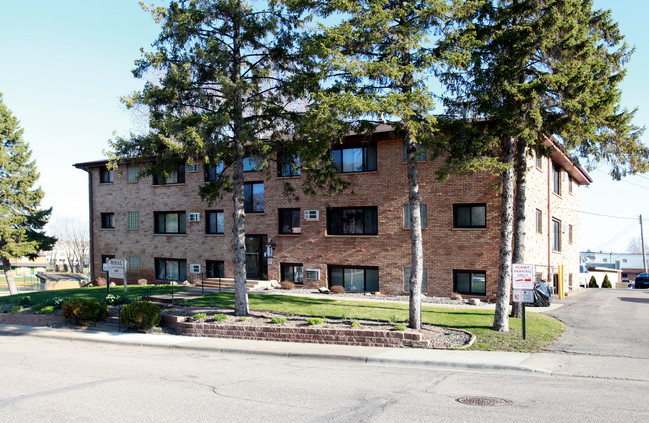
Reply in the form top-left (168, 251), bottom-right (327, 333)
top-left (245, 235), bottom-right (268, 280)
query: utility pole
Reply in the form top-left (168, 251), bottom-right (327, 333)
top-left (641, 215), bottom-right (647, 274)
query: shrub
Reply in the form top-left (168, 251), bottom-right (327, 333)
top-left (137, 278), bottom-right (148, 286)
top-left (388, 315), bottom-right (399, 323)
top-left (602, 275), bottom-right (613, 288)
top-left (31, 304), bottom-right (43, 313)
top-left (392, 325), bottom-right (407, 331)
top-left (20, 296), bottom-right (31, 306)
top-left (120, 302), bottom-right (161, 330)
top-left (40, 305), bottom-right (55, 315)
top-left (8, 305), bottom-right (23, 313)
top-left (47, 296), bottom-right (68, 307)
top-left (588, 276), bottom-right (599, 288)
top-left (351, 322), bottom-right (361, 328)
top-left (270, 317), bottom-right (287, 324)
top-left (94, 277), bottom-right (106, 287)
top-left (307, 318), bottom-right (324, 326)
top-left (192, 313), bottom-right (207, 321)
top-left (62, 298), bottom-right (108, 325)
top-left (213, 313), bottom-right (228, 321)
top-left (239, 317), bottom-right (248, 322)
top-left (330, 285), bottom-right (345, 294)
top-left (280, 281), bottom-right (295, 290)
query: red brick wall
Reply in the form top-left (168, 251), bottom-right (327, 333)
top-left (84, 137), bottom-right (515, 297)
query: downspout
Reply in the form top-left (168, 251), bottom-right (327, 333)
top-left (547, 156), bottom-right (551, 281)
top-left (81, 167), bottom-right (94, 284)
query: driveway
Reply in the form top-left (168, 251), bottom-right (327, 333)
top-left (546, 288), bottom-right (649, 359)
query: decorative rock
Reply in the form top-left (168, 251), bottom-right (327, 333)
top-left (109, 282), bottom-right (116, 287)
top-left (469, 298), bottom-right (481, 306)
top-left (318, 287), bottom-right (330, 294)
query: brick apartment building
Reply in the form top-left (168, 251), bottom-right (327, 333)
top-left (74, 127), bottom-right (590, 298)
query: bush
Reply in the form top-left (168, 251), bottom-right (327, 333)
top-left (62, 298), bottom-right (108, 325)
top-left (270, 317), bottom-right (287, 324)
top-left (20, 296), bottom-right (31, 306)
top-left (120, 302), bottom-right (161, 330)
top-left (40, 305), bottom-right (55, 315)
top-left (280, 281), bottom-right (295, 290)
top-left (588, 276), bottom-right (599, 288)
top-left (392, 325), bottom-right (407, 331)
top-left (8, 305), bottom-right (23, 313)
top-left (192, 313), bottom-right (207, 321)
top-left (213, 313), bottom-right (228, 321)
top-left (31, 304), bottom-right (43, 313)
top-left (137, 278), bottom-right (148, 286)
top-left (307, 317), bottom-right (324, 326)
top-left (602, 274), bottom-right (613, 288)
top-left (330, 285), bottom-right (345, 294)
top-left (47, 296), bottom-right (68, 307)
top-left (239, 317), bottom-right (248, 322)
top-left (351, 322), bottom-right (361, 328)
top-left (105, 294), bottom-right (122, 305)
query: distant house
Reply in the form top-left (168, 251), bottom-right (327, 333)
top-left (75, 127), bottom-right (590, 298)
top-left (580, 251), bottom-right (648, 282)
top-left (7, 255), bottom-right (47, 276)
top-left (35, 273), bottom-right (88, 290)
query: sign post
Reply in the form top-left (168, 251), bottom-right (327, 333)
top-left (106, 259), bottom-right (127, 294)
top-left (512, 264), bottom-right (535, 340)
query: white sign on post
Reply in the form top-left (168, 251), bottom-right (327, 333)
top-left (108, 259), bottom-right (125, 279)
top-left (512, 289), bottom-right (534, 303)
top-left (512, 263), bottom-right (534, 290)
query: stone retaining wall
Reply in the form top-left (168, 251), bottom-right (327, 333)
top-left (0, 314), bottom-right (65, 326)
top-left (162, 315), bottom-right (429, 348)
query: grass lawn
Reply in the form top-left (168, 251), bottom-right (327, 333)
top-left (0, 285), bottom-right (181, 306)
top-left (0, 288), bottom-right (563, 352)
top-left (182, 293), bottom-right (564, 352)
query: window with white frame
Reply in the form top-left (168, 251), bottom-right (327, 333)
top-left (127, 212), bottom-right (139, 230)
top-left (126, 166), bottom-right (139, 183)
top-left (551, 218), bottom-right (561, 251)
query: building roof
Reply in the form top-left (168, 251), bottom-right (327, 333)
top-left (35, 273), bottom-right (88, 282)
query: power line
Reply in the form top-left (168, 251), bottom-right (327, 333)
top-left (593, 169), bottom-right (649, 191)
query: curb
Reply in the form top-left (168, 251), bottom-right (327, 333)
top-left (0, 324), bottom-right (550, 375)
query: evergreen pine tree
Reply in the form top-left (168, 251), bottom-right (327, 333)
top-left (0, 93), bottom-right (56, 295)
top-left (602, 274), bottom-right (612, 288)
top-left (588, 276), bottom-right (598, 288)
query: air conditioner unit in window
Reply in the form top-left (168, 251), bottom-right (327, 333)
top-left (189, 264), bottom-right (201, 273)
top-left (304, 209), bottom-right (319, 221)
top-left (187, 163), bottom-right (200, 172)
top-left (188, 212), bottom-right (201, 222)
top-left (305, 268), bottom-right (320, 280)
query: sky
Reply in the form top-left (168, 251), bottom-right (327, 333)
top-left (1, 0), bottom-right (648, 253)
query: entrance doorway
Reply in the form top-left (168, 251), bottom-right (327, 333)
top-left (245, 235), bottom-right (268, 280)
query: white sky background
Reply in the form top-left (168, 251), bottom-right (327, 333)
top-left (0, 0), bottom-right (647, 253)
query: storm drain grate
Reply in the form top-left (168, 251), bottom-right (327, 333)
top-left (455, 396), bottom-right (513, 407)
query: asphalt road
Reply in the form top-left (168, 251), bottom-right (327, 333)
top-left (1, 335), bottom-right (648, 423)
top-left (547, 288), bottom-right (649, 359)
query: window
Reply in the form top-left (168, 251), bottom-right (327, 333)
top-left (453, 204), bottom-right (486, 228)
top-left (278, 153), bottom-right (301, 177)
top-left (126, 166), bottom-right (139, 183)
top-left (127, 212), bottom-right (139, 230)
top-left (403, 204), bottom-right (428, 229)
top-left (623, 259), bottom-right (628, 263)
top-left (128, 256), bottom-right (141, 273)
top-left (100, 213), bottom-right (114, 229)
top-left (331, 142), bottom-right (377, 173)
top-left (279, 208), bottom-right (301, 234)
top-left (204, 162), bottom-right (224, 182)
top-left (568, 224), bottom-right (573, 244)
top-left (329, 266), bottom-right (379, 292)
top-left (101, 255), bottom-right (115, 266)
top-left (536, 209), bottom-right (542, 234)
top-left (243, 156), bottom-right (264, 172)
top-left (453, 270), bottom-right (486, 296)
top-left (206, 211), bottom-right (224, 234)
top-left (535, 153), bottom-right (542, 169)
top-left (153, 164), bottom-right (185, 185)
top-left (552, 163), bottom-right (561, 195)
top-left (244, 182), bottom-right (264, 213)
top-left (206, 260), bottom-right (225, 278)
top-left (568, 174), bottom-right (574, 194)
top-left (551, 218), bottom-right (561, 251)
top-left (327, 207), bottom-right (378, 235)
top-left (281, 264), bottom-right (304, 284)
top-left (154, 212), bottom-right (186, 234)
top-left (403, 267), bottom-right (428, 292)
top-left (154, 258), bottom-right (187, 282)
top-left (99, 166), bottom-right (113, 183)
top-left (402, 139), bottom-right (427, 162)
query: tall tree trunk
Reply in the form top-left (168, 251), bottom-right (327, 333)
top-left (406, 128), bottom-right (423, 330)
top-left (231, 0), bottom-right (249, 316)
top-left (511, 137), bottom-right (528, 319)
top-left (2, 257), bottom-right (18, 295)
top-left (493, 136), bottom-right (516, 332)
